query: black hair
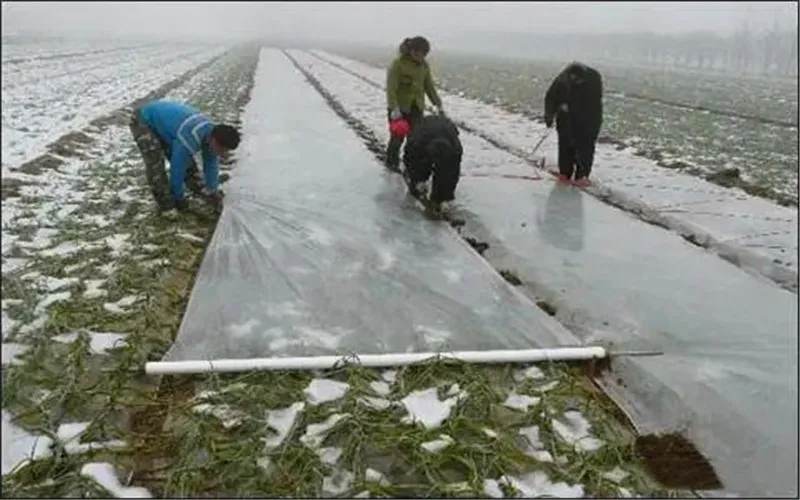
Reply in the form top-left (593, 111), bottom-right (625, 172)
top-left (399, 38), bottom-right (411, 55)
top-left (210, 124), bottom-right (241, 150)
top-left (566, 62), bottom-right (588, 79)
top-left (407, 36), bottom-right (431, 55)
top-left (400, 36), bottom-right (430, 56)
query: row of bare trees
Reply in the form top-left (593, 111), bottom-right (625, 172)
top-left (552, 28), bottom-right (798, 77)
top-left (451, 25), bottom-right (798, 78)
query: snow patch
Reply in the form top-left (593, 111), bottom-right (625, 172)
top-left (1, 343), bottom-right (30, 366)
top-left (365, 468), bottom-right (390, 486)
top-left (359, 396), bottom-right (391, 411)
top-left (227, 318), bottom-right (260, 337)
top-left (80, 462), bottom-right (152, 498)
top-left (53, 331), bottom-right (127, 354)
top-left (300, 413), bottom-right (348, 449)
top-left (263, 402), bottom-right (304, 449)
top-left (381, 369), bottom-right (397, 384)
top-left (304, 378), bottom-right (349, 405)
top-left (503, 392), bottom-right (540, 412)
top-left (483, 479), bottom-right (505, 498)
top-left (400, 387), bottom-right (466, 430)
top-left (103, 295), bottom-right (141, 314)
top-left (369, 380), bottom-right (391, 396)
top-left (192, 404), bottom-right (246, 429)
top-left (414, 325), bottom-right (451, 346)
top-left (317, 446), bottom-right (343, 465)
top-left (2, 410), bottom-right (53, 475)
top-left (500, 470), bottom-right (584, 498)
top-left (322, 469), bottom-right (354, 496)
top-left (421, 434), bottom-right (454, 453)
top-left (551, 410), bottom-right (604, 452)
top-left (83, 279), bottom-right (108, 299)
top-left (518, 426), bottom-right (554, 463)
top-left (603, 466), bottom-right (630, 484)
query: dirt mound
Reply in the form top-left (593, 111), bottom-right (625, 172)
top-left (91, 110), bottom-right (131, 128)
top-left (635, 432), bottom-right (723, 491)
top-left (1, 177), bottom-right (33, 200)
top-left (17, 154), bottom-right (64, 175)
top-left (48, 131), bottom-right (95, 159)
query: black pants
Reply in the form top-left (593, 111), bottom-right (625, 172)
top-left (386, 105), bottom-right (423, 168)
top-left (557, 132), bottom-right (596, 180)
top-left (406, 152), bottom-right (462, 203)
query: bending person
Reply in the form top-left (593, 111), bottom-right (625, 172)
top-left (543, 62), bottom-right (603, 186)
top-left (129, 99), bottom-right (240, 214)
top-left (403, 114), bottom-right (463, 216)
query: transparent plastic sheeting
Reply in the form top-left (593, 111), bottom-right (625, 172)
top-left (455, 177), bottom-right (799, 497)
top-left (160, 48), bottom-right (577, 363)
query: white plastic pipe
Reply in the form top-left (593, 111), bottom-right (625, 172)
top-left (144, 346), bottom-right (606, 376)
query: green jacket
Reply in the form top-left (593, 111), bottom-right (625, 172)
top-left (386, 55), bottom-right (442, 112)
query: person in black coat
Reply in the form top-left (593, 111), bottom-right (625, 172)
top-left (402, 114), bottom-right (463, 215)
top-left (544, 62), bottom-right (603, 186)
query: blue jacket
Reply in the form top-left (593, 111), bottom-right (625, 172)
top-left (138, 100), bottom-right (219, 201)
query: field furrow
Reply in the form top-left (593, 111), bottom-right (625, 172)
top-left (1, 44), bottom-right (260, 498)
top-left (331, 48), bottom-right (798, 206)
top-left (306, 50), bottom-right (798, 290)
top-left (2, 45), bottom-right (229, 172)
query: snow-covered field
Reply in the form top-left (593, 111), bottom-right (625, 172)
top-left (287, 49), bottom-right (797, 497)
top-left (3, 41), bottom-right (794, 498)
top-left (1, 41), bottom-right (258, 497)
top-left (303, 50), bottom-right (799, 292)
top-left (1, 37), bottom-right (153, 63)
top-left (2, 43), bottom-right (666, 498)
top-left (334, 47), bottom-right (799, 207)
top-left (2, 42), bottom-right (227, 172)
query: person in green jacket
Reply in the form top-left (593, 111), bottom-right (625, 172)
top-left (385, 36), bottom-right (444, 170)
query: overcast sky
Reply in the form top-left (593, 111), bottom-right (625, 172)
top-left (2, 1), bottom-right (796, 43)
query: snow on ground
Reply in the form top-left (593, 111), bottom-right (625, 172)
top-left (3, 45), bottom-right (659, 497)
top-left (2, 43), bottom-right (228, 171)
top-left (109, 48), bottom-right (647, 498)
top-left (310, 50), bottom-right (798, 289)
top-left (290, 49), bottom-right (798, 497)
top-left (1, 39), bottom-right (143, 63)
top-left (1, 44), bottom-right (257, 496)
top-left (190, 366), bottom-right (620, 498)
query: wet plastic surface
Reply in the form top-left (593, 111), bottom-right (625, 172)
top-left (311, 50), bottom-right (798, 288)
top-left (161, 48), bottom-right (577, 363)
top-left (460, 177), bottom-right (799, 497)
top-left (288, 52), bottom-right (798, 497)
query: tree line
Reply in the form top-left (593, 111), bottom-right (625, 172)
top-left (450, 26), bottom-right (799, 77)
top-left (569, 28), bottom-right (798, 77)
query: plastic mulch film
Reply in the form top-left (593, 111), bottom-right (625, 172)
top-left (160, 49), bottom-right (579, 363)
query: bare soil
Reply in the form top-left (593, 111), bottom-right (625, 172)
top-left (635, 432), bottom-right (723, 490)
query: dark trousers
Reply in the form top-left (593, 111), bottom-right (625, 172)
top-left (406, 152), bottom-right (462, 203)
top-left (129, 108), bottom-right (203, 210)
top-left (557, 131), bottom-right (596, 180)
top-left (386, 105), bottom-right (423, 168)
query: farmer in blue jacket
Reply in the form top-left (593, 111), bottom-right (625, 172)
top-left (129, 100), bottom-right (241, 213)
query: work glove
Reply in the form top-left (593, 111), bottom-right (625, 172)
top-left (544, 114), bottom-right (554, 128)
top-left (390, 107), bottom-right (403, 120)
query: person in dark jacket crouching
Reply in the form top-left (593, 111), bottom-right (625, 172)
top-left (543, 62), bottom-right (603, 187)
top-left (403, 114), bottom-right (463, 216)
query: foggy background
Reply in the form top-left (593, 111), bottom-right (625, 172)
top-left (3, 1), bottom-right (798, 75)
